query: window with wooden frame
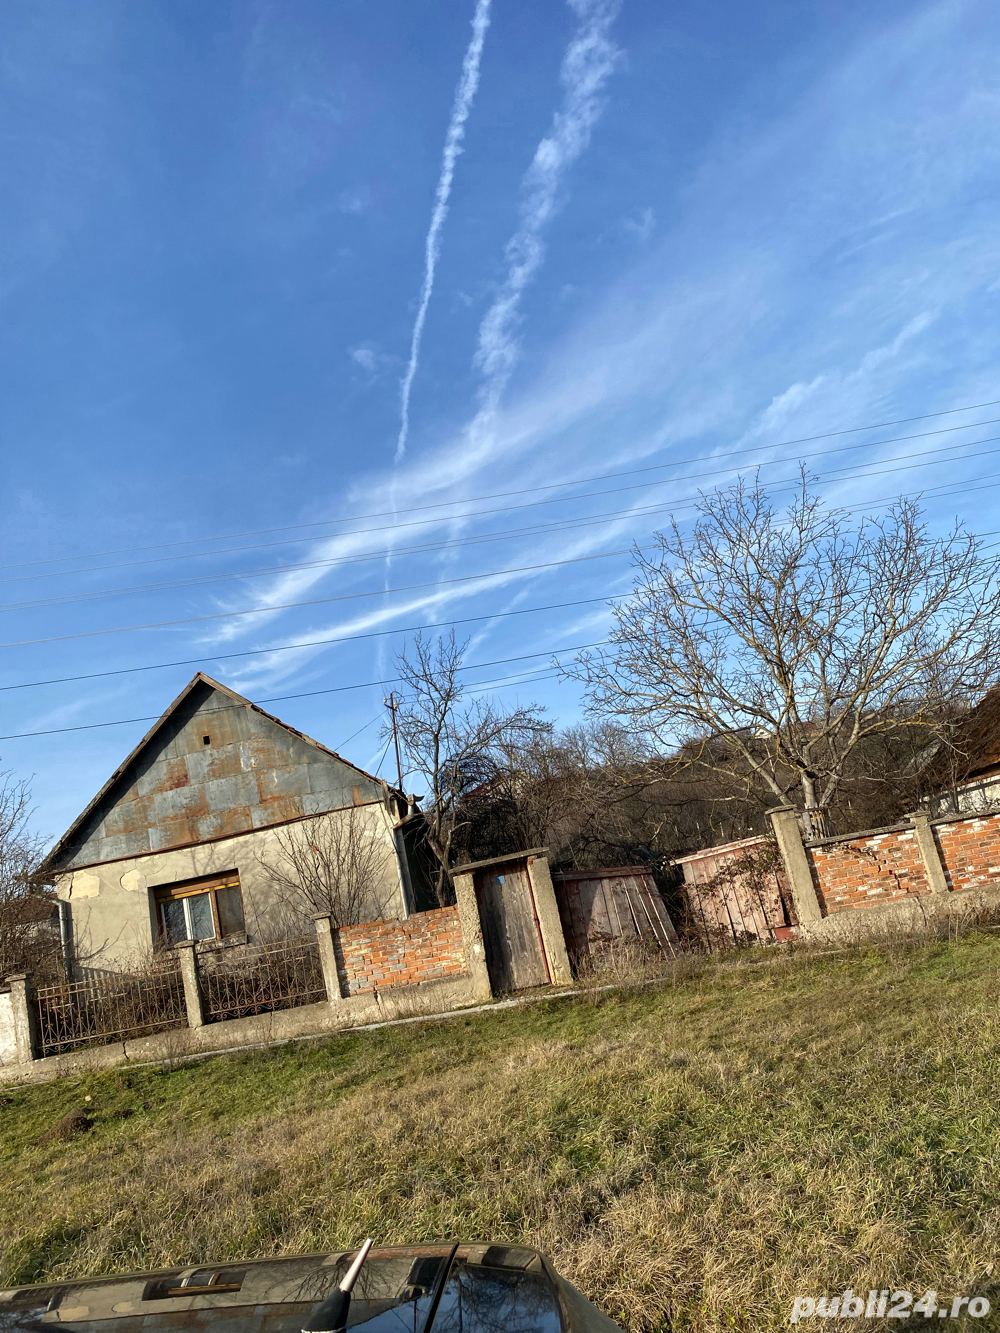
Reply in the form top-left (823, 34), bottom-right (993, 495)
top-left (154, 872), bottom-right (245, 946)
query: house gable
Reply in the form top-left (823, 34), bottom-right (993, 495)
top-left (43, 674), bottom-right (388, 873)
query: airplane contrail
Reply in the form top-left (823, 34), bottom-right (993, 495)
top-left (394, 0), bottom-right (493, 464)
top-left (472, 0), bottom-right (622, 434)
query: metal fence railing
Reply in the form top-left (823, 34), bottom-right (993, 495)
top-left (33, 964), bottom-right (187, 1057)
top-left (199, 938), bottom-right (326, 1022)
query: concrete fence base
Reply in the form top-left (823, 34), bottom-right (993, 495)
top-left (0, 972), bottom-right (484, 1087)
top-left (2, 885), bottom-right (493, 1080)
top-left (791, 881), bottom-right (1000, 944)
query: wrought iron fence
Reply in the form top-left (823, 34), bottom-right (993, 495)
top-left (199, 937), bottom-right (326, 1022)
top-left (33, 963), bottom-right (187, 1057)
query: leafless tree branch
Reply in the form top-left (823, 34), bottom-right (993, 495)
top-left (566, 474), bottom-right (1000, 833)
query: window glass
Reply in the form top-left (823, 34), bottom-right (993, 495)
top-left (317, 1253), bottom-right (448, 1331)
top-left (216, 885), bottom-right (245, 937)
top-left (432, 1264), bottom-right (562, 1333)
top-left (160, 898), bottom-right (187, 945)
top-left (187, 892), bottom-right (215, 941)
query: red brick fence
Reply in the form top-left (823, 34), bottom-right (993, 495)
top-left (677, 805), bottom-right (1000, 946)
top-left (335, 907), bottom-right (468, 996)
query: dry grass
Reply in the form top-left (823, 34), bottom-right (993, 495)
top-left (2, 933), bottom-right (1000, 1331)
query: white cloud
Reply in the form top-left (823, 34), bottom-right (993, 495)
top-left (337, 185), bottom-right (372, 215)
top-left (349, 343), bottom-right (396, 378)
top-left (205, 0), bottom-right (1000, 693)
top-left (622, 206), bottom-right (655, 242)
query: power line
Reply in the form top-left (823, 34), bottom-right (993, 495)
top-left (6, 494), bottom-right (1000, 735)
top-left (4, 473), bottom-right (999, 695)
top-left (0, 553), bottom-right (629, 647)
top-left (7, 501), bottom-right (1000, 733)
top-left (0, 548), bottom-right (628, 618)
top-left (6, 442), bottom-right (1000, 648)
top-left (0, 597), bottom-right (614, 692)
top-left (0, 589), bottom-right (617, 711)
top-left (0, 656), bottom-right (582, 743)
top-left (5, 425), bottom-right (1000, 608)
top-left (5, 402), bottom-right (1000, 583)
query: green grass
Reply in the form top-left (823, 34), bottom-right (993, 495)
top-left (2, 936), bottom-right (1000, 1331)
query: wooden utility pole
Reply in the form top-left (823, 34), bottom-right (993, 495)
top-left (384, 692), bottom-right (404, 792)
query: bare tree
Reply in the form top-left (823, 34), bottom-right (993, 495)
top-left (256, 808), bottom-right (397, 932)
top-left (0, 771), bottom-right (61, 981)
top-left (390, 631), bottom-right (550, 903)
top-left (569, 476), bottom-right (1000, 837)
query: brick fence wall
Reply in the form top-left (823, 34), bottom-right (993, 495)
top-left (810, 827), bottom-right (929, 912)
top-left (678, 807), bottom-right (1000, 941)
top-left (335, 906), bottom-right (467, 997)
top-left (810, 810), bottom-right (1000, 914)
top-left (935, 814), bottom-right (1000, 893)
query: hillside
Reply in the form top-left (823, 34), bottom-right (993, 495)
top-left (2, 936), bottom-right (999, 1332)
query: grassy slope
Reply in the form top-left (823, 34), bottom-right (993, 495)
top-left (1, 937), bottom-right (999, 1332)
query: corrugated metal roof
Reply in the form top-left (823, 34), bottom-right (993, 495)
top-left (40, 673), bottom-right (400, 874)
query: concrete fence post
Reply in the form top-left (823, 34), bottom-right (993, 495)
top-left (526, 854), bottom-right (573, 986)
top-left (312, 913), bottom-right (343, 1002)
top-left (909, 811), bottom-right (950, 894)
top-left (175, 941), bottom-right (204, 1029)
top-left (767, 807), bottom-right (823, 926)
top-left (6, 974), bottom-right (39, 1064)
top-left (451, 870), bottom-right (494, 1003)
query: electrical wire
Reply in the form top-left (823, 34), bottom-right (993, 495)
top-left (0, 659), bottom-right (573, 744)
top-left (5, 443), bottom-right (1000, 648)
top-left (0, 547), bottom-right (629, 616)
top-left (5, 425), bottom-right (1000, 607)
top-left (4, 488), bottom-right (1000, 699)
top-left (1, 631), bottom-right (612, 695)
top-left (6, 504), bottom-right (1000, 737)
top-left (4, 401), bottom-right (999, 582)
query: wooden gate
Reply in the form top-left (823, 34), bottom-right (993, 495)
top-left (474, 860), bottom-right (550, 993)
top-left (672, 836), bottom-right (797, 949)
top-left (552, 866), bottom-right (679, 968)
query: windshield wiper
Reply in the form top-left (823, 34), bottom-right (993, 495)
top-left (302, 1239), bottom-right (374, 1333)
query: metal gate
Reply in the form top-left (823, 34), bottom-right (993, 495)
top-left (474, 860), bottom-right (550, 993)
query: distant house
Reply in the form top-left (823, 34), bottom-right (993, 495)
top-left (40, 674), bottom-right (418, 973)
top-left (924, 684), bottom-right (1000, 815)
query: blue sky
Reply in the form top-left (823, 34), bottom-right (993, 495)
top-left (3, 0), bottom-right (1000, 844)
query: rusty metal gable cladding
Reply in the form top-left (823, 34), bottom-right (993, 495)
top-left (42, 675), bottom-right (387, 873)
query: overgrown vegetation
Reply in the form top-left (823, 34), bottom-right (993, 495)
top-left (0, 770), bottom-right (63, 984)
top-left (397, 480), bottom-right (1000, 887)
top-left (2, 933), bottom-right (999, 1331)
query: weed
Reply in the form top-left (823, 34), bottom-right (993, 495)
top-left (1, 935), bottom-right (998, 1331)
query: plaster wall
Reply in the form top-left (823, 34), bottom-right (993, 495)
top-left (954, 774), bottom-right (1000, 815)
top-left (54, 802), bottom-right (407, 972)
top-left (0, 992), bottom-right (16, 1065)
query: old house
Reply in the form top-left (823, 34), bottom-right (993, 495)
top-left (925, 683), bottom-right (1000, 814)
top-left (40, 674), bottom-right (416, 973)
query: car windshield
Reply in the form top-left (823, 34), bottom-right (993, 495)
top-left (0, 1249), bottom-right (564, 1333)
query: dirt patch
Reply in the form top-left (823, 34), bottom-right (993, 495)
top-left (35, 1108), bottom-right (93, 1145)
